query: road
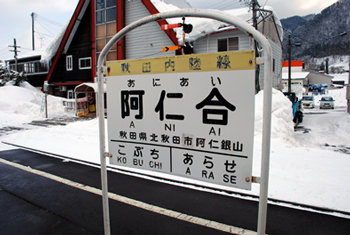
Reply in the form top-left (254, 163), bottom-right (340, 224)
top-left (1, 148), bottom-right (349, 235)
top-left (296, 104), bottom-right (350, 153)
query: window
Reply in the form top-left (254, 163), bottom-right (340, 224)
top-left (96, 1), bottom-right (116, 24)
top-left (96, 0), bottom-right (105, 10)
top-left (106, 0), bottom-right (116, 8)
top-left (218, 37), bottom-right (239, 52)
top-left (79, 57), bottom-right (92, 70)
top-left (107, 52), bottom-right (117, 61)
top-left (66, 55), bottom-right (73, 71)
top-left (95, 0), bottom-right (117, 64)
top-left (96, 25), bottom-right (106, 38)
top-left (30, 63), bottom-right (34, 72)
top-left (96, 10), bottom-right (105, 24)
top-left (106, 7), bottom-right (116, 22)
top-left (96, 38), bottom-right (106, 52)
top-left (218, 39), bottom-right (227, 52)
top-left (106, 22), bottom-right (116, 37)
top-left (24, 63), bottom-right (35, 73)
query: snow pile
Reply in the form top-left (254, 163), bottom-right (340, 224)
top-left (0, 82), bottom-right (72, 128)
top-left (255, 88), bottom-right (295, 143)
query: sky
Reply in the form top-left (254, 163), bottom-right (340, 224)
top-left (0, 0), bottom-right (339, 61)
top-left (188, 0), bottom-right (339, 19)
top-left (0, 0), bottom-right (79, 61)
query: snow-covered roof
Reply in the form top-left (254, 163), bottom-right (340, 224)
top-left (150, 0), bottom-right (283, 44)
top-left (282, 72), bottom-right (310, 80)
top-left (40, 21), bottom-right (69, 63)
top-left (74, 82), bottom-right (107, 93)
top-left (308, 70), bottom-right (334, 78)
top-left (6, 50), bottom-right (43, 61)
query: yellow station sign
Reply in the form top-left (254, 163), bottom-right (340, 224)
top-left (107, 50), bottom-right (255, 76)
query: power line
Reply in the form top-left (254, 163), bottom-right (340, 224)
top-left (36, 22), bottom-right (56, 37)
top-left (203, 0), bottom-right (232, 9)
top-left (200, 0), bottom-right (244, 10)
top-left (217, 1), bottom-right (244, 10)
top-left (35, 13), bottom-right (63, 28)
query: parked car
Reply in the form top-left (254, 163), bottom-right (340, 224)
top-left (301, 95), bottom-right (315, 108)
top-left (319, 96), bottom-right (335, 109)
top-left (283, 92), bottom-right (303, 125)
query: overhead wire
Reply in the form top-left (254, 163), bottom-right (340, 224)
top-left (217, 1), bottom-right (245, 10)
top-left (35, 13), bottom-right (63, 28)
top-left (203, 0), bottom-right (232, 9)
top-left (262, 0), bottom-right (269, 8)
top-left (36, 19), bottom-right (57, 38)
top-left (202, 0), bottom-right (244, 10)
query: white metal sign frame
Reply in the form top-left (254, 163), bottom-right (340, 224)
top-left (97, 9), bottom-right (273, 235)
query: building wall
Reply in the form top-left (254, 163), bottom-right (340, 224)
top-left (282, 66), bottom-right (303, 73)
top-left (281, 78), bottom-right (305, 95)
top-left (259, 38), bottom-right (283, 90)
top-left (125, 0), bottom-right (176, 59)
top-left (192, 30), bottom-right (251, 54)
top-left (307, 72), bottom-right (333, 86)
top-left (25, 74), bottom-right (48, 88)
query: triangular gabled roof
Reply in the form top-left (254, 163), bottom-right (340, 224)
top-left (45, 0), bottom-right (91, 84)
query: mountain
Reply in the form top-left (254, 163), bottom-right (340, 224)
top-left (281, 0), bottom-right (350, 61)
top-left (280, 15), bottom-right (308, 34)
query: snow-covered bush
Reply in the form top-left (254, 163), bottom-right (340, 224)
top-left (0, 64), bottom-right (27, 86)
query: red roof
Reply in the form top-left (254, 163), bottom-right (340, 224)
top-left (282, 61), bottom-right (303, 67)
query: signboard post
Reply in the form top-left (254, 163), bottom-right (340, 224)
top-left (97, 9), bottom-right (273, 235)
top-left (107, 51), bottom-right (255, 190)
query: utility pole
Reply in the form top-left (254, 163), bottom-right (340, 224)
top-left (340, 32), bottom-right (349, 85)
top-left (8, 38), bottom-right (20, 71)
top-left (252, 0), bottom-right (260, 93)
top-left (288, 35), bottom-right (292, 93)
top-left (31, 12), bottom-right (35, 51)
top-left (288, 35), bottom-right (301, 93)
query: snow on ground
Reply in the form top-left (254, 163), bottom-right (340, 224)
top-left (0, 76), bottom-right (349, 216)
